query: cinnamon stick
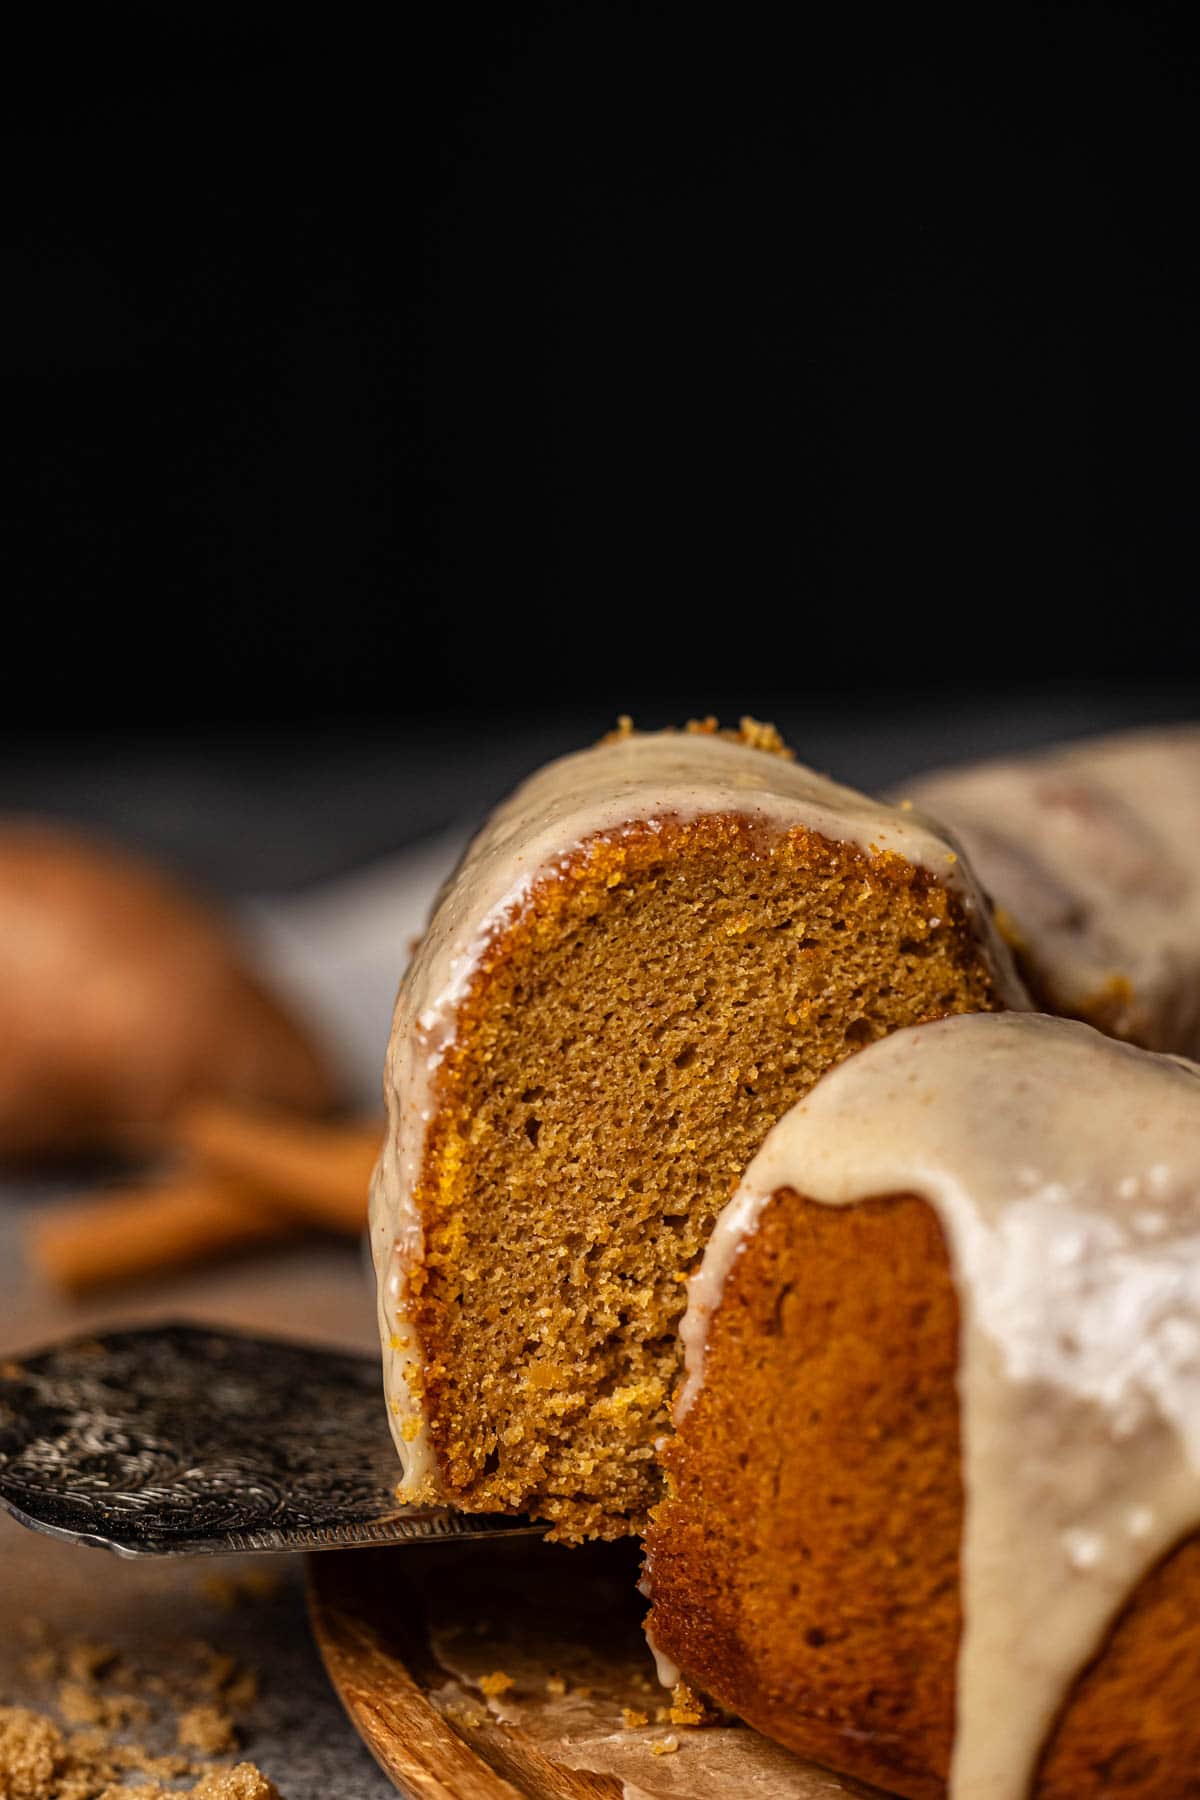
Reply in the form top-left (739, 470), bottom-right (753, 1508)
top-left (30, 1102), bottom-right (386, 1293)
top-left (173, 1098), bottom-right (382, 1234)
top-left (29, 1174), bottom-right (293, 1294)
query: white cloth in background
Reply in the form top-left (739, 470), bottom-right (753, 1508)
top-left (240, 827), bottom-right (468, 1110)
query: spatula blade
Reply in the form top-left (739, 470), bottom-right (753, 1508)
top-left (0, 1322), bottom-right (541, 1557)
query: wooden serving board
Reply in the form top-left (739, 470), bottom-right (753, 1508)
top-left (306, 1537), bottom-right (885, 1800)
top-left (306, 1540), bottom-right (629, 1799)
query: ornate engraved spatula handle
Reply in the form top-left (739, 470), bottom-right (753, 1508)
top-left (0, 1322), bottom-right (540, 1557)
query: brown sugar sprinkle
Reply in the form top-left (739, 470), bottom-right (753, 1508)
top-left (177, 1704), bottom-right (238, 1757)
top-left (3, 1622), bottom-right (275, 1799)
top-left (147, 1768), bottom-right (279, 1800)
top-left (0, 1706), bottom-right (280, 1798)
top-left (684, 715), bottom-right (794, 758)
top-left (620, 1707), bottom-right (649, 1730)
top-left (606, 714), bottom-right (794, 759)
top-left (57, 1679), bottom-right (151, 1730)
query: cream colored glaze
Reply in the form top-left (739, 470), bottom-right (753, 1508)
top-left (369, 728), bottom-right (1027, 1500)
top-left (643, 1620), bottom-right (683, 1693)
top-left (901, 725), bottom-right (1200, 1056)
top-left (677, 1011), bottom-right (1200, 1800)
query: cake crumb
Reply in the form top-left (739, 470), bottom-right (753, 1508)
top-left (478, 1670), bottom-right (514, 1699)
top-left (667, 1678), bottom-right (706, 1726)
top-left (544, 1673), bottom-right (568, 1697)
top-left (442, 1699), bottom-right (487, 1730)
top-left (651, 1733), bottom-right (680, 1755)
top-left (621, 1707), bottom-right (649, 1730)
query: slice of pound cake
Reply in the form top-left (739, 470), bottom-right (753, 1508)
top-left (370, 720), bottom-right (1024, 1540)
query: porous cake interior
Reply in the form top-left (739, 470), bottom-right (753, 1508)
top-left (649, 1188), bottom-right (964, 1796)
top-left (410, 814), bottom-right (1001, 1540)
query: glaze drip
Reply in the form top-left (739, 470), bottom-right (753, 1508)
top-left (679, 1012), bottom-right (1200, 1800)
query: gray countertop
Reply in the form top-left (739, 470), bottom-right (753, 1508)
top-left (0, 1180), bottom-right (397, 1798)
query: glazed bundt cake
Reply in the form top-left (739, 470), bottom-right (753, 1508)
top-left (901, 725), bottom-right (1200, 1056)
top-left (370, 721), bottom-right (1024, 1540)
top-left (644, 1011), bottom-right (1200, 1799)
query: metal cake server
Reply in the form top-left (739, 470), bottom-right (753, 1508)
top-left (0, 1322), bottom-right (542, 1558)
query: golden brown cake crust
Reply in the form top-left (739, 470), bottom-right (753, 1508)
top-left (406, 813), bottom-right (1006, 1541)
top-left (645, 1186), bottom-right (1200, 1798)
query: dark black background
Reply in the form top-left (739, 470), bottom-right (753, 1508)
top-left (3, 5), bottom-right (1198, 741)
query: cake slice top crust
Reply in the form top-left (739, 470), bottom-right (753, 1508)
top-left (370, 726), bottom-right (1027, 1509)
top-left (678, 1012), bottom-right (1200, 1800)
